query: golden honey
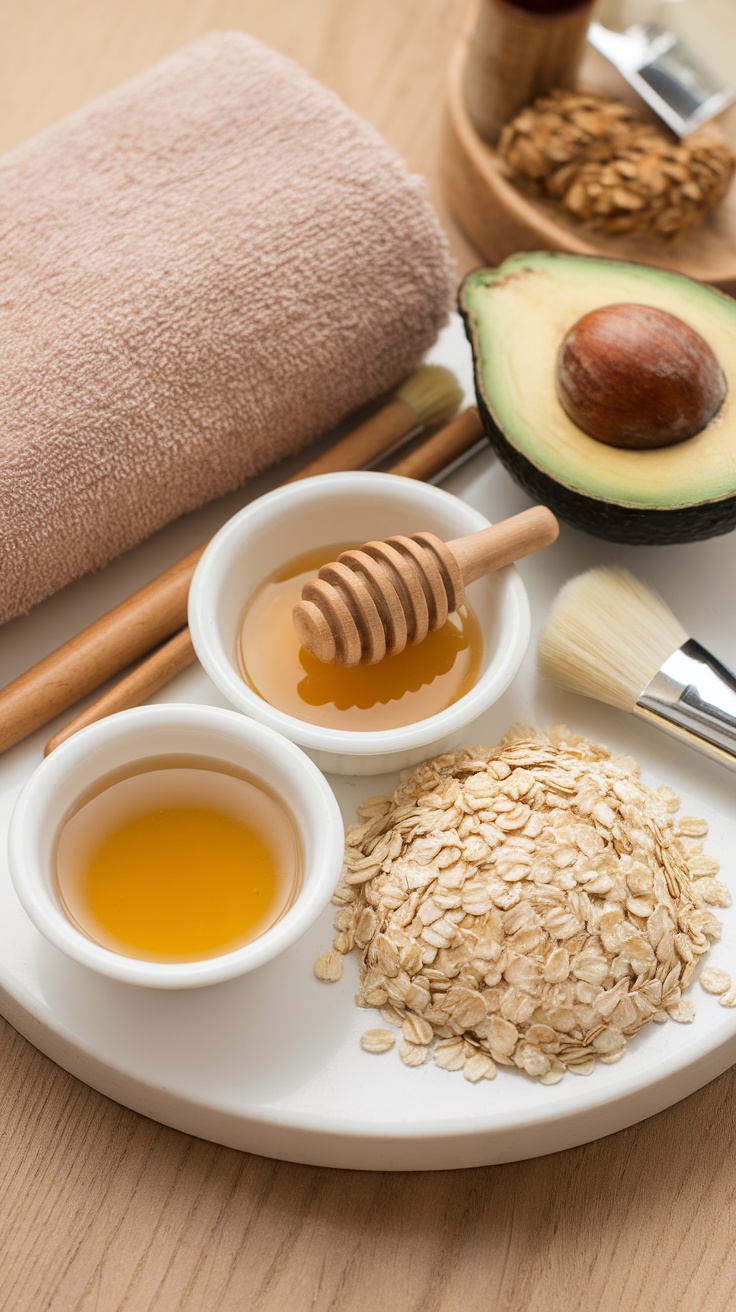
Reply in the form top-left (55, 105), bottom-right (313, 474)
top-left (238, 544), bottom-right (484, 732)
top-left (54, 758), bottom-right (301, 962)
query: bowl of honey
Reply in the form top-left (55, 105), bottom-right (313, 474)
top-left (188, 472), bottom-right (531, 775)
top-left (8, 703), bottom-right (345, 987)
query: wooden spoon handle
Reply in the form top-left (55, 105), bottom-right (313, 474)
top-left (44, 627), bottom-right (196, 756)
top-left (447, 505), bottom-right (559, 584)
top-left (389, 406), bottom-right (483, 480)
top-left (0, 551), bottom-right (200, 755)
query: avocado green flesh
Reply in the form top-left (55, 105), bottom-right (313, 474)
top-left (461, 251), bottom-right (736, 512)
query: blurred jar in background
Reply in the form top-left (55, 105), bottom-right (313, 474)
top-left (463, 0), bottom-right (598, 143)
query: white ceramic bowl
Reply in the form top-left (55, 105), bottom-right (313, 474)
top-left (188, 472), bottom-right (531, 775)
top-left (8, 704), bottom-right (344, 989)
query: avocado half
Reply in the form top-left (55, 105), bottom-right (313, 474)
top-left (460, 251), bottom-right (736, 545)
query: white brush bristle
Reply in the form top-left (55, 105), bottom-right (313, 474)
top-left (395, 365), bottom-right (463, 430)
top-left (538, 567), bottom-right (689, 712)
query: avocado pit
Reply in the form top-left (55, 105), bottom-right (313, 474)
top-left (555, 303), bottom-right (727, 451)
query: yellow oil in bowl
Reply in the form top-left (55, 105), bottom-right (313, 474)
top-left (54, 757), bottom-right (301, 962)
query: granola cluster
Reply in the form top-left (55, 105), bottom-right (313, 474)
top-left (498, 90), bottom-right (735, 241)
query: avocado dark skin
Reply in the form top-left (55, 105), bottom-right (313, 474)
top-left (468, 386), bottom-right (736, 545)
top-left (459, 251), bottom-right (736, 547)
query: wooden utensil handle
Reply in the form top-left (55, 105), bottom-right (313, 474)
top-left (0, 550), bottom-right (200, 754)
top-left (389, 407), bottom-right (483, 480)
top-left (447, 505), bottom-right (559, 583)
top-left (44, 628), bottom-right (196, 756)
top-left (288, 398), bottom-right (419, 481)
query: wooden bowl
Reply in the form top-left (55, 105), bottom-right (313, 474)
top-left (442, 25), bottom-right (736, 294)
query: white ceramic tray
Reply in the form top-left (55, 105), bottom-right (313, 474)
top-left (2, 319), bottom-right (735, 1171)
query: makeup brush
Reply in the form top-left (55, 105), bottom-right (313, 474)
top-left (538, 566), bottom-right (736, 771)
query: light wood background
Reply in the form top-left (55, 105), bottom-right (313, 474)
top-left (2, 3), bottom-right (736, 1309)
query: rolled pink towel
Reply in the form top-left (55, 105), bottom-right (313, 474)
top-left (0, 31), bottom-right (453, 625)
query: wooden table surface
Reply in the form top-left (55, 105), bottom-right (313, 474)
top-left (1, 3), bottom-right (735, 1309)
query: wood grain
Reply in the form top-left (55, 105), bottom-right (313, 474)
top-left (1, 2), bottom-right (735, 1310)
top-left (2, 1012), bottom-right (736, 1312)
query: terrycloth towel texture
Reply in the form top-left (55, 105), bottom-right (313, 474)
top-left (0, 31), bottom-right (453, 625)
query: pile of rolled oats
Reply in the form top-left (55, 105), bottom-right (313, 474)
top-left (315, 727), bottom-right (729, 1084)
top-left (497, 90), bottom-right (735, 241)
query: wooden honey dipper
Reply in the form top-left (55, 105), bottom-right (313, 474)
top-left (292, 505), bottom-right (559, 666)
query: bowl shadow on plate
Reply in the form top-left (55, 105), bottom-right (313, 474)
top-left (33, 909), bottom-right (348, 1105)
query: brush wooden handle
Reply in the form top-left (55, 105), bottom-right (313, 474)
top-left (44, 628), bottom-right (197, 756)
top-left (293, 505), bottom-right (558, 666)
top-left (0, 391), bottom-right (438, 756)
top-left (0, 552), bottom-right (201, 755)
top-left (44, 408), bottom-right (486, 752)
top-left (388, 406), bottom-right (483, 480)
top-left (288, 398), bottom-right (420, 481)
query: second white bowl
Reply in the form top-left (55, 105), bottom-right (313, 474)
top-left (9, 704), bottom-right (344, 988)
top-left (188, 472), bottom-right (530, 775)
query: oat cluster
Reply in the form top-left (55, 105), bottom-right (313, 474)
top-left (498, 90), bottom-right (735, 241)
top-left (319, 727), bottom-right (727, 1084)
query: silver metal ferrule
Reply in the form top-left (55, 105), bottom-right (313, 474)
top-left (635, 639), bottom-right (736, 772)
top-left (589, 22), bottom-right (734, 137)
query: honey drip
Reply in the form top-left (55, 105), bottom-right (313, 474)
top-left (239, 544), bottom-right (484, 732)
